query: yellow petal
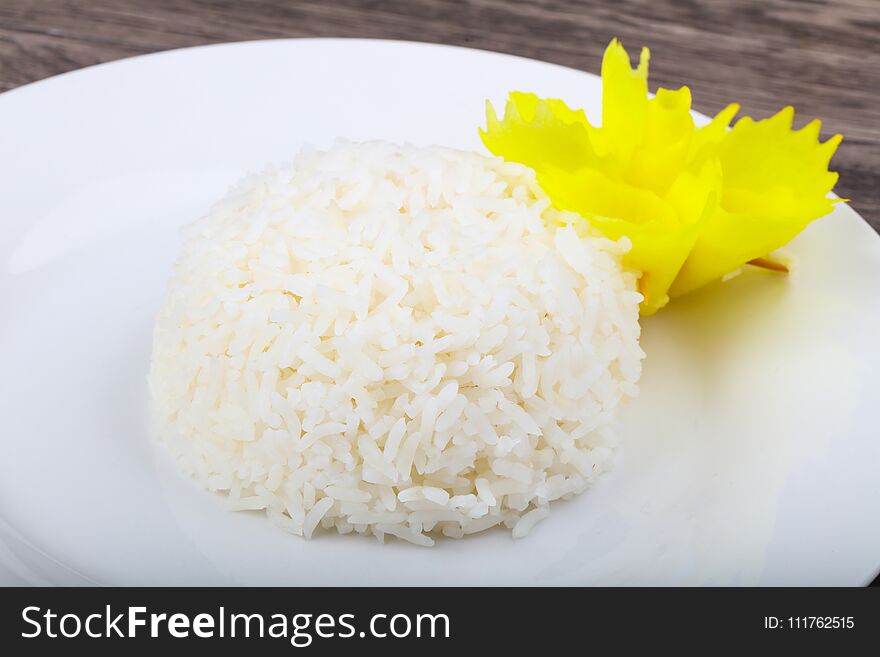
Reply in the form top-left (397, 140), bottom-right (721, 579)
top-left (625, 86), bottom-right (695, 194)
top-left (688, 102), bottom-right (739, 166)
top-left (671, 107), bottom-right (842, 295)
top-left (596, 39), bottom-right (650, 163)
top-left (539, 166), bottom-right (676, 226)
top-left (479, 92), bottom-right (600, 172)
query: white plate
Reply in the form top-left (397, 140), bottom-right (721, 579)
top-left (1, 39), bottom-right (878, 586)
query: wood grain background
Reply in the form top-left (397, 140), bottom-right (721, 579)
top-left (0, 0), bottom-right (878, 229)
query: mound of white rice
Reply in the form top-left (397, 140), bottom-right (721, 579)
top-left (149, 141), bottom-right (643, 546)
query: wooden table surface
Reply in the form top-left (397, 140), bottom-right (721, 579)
top-left (1, 0), bottom-right (878, 230)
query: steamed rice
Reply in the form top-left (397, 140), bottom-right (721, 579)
top-left (149, 141), bottom-right (644, 545)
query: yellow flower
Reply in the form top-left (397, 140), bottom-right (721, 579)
top-left (479, 38), bottom-right (841, 315)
